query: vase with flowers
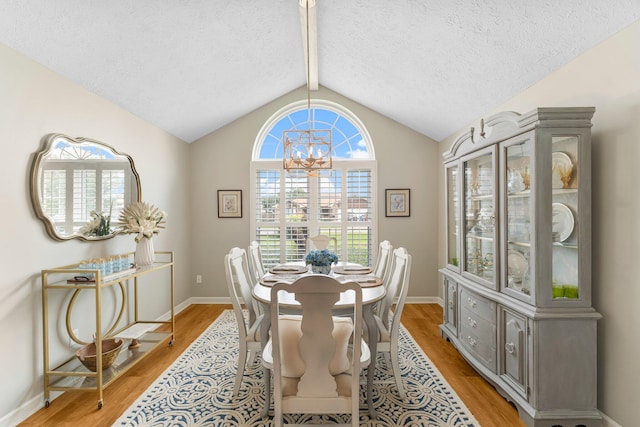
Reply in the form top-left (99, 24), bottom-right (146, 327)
top-left (79, 209), bottom-right (112, 237)
top-left (305, 249), bottom-right (338, 274)
top-left (118, 201), bottom-right (167, 267)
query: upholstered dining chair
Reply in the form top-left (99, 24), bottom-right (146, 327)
top-left (307, 234), bottom-right (337, 252)
top-left (371, 247), bottom-right (412, 399)
top-left (262, 275), bottom-right (370, 427)
top-left (224, 247), bottom-right (263, 396)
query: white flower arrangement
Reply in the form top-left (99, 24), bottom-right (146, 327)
top-left (118, 201), bottom-right (167, 243)
top-left (79, 210), bottom-right (111, 236)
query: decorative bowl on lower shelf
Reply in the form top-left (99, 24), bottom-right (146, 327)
top-left (75, 338), bottom-right (123, 371)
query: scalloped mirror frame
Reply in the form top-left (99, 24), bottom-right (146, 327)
top-left (30, 133), bottom-right (142, 241)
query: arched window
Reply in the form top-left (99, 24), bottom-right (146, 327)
top-left (251, 99), bottom-right (377, 267)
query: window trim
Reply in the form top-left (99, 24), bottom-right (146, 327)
top-left (252, 98), bottom-right (375, 161)
top-left (251, 99), bottom-right (378, 265)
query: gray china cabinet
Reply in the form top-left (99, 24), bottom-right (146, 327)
top-left (440, 108), bottom-right (602, 427)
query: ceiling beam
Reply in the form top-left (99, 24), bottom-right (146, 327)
top-left (299, 0), bottom-right (318, 91)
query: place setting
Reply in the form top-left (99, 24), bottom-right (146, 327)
top-left (267, 264), bottom-right (308, 274)
top-left (332, 264), bottom-right (372, 275)
top-left (335, 274), bottom-right (382, 287)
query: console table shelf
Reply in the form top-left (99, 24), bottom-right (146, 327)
top-left (41, 251), bottom-right (175, 409)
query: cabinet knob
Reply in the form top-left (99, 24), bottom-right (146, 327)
top-left (467, 317), bottom-right (477, 328)
top-left (467, 336), bottom-right (477, 348)
top-left (467, 297), bottom-right (477, 308)
top-left (505, 342), bottom-right (516, 354)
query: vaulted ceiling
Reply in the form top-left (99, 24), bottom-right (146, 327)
top-left (1, 1), bottom-right (638, 143)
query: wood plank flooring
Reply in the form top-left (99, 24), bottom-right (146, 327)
top-left (20, 304), bottom-right (524, 426)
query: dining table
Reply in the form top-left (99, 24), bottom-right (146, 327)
top-left (252, 262), bottom-right (386, 419)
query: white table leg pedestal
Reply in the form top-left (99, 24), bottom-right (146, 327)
top-left (363, 305), bottom-right (378, 419)
top-left (260, 303), bottom-right (271, 418)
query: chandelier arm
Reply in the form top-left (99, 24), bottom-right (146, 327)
top-left (283, 0), bottom-right (332, 175)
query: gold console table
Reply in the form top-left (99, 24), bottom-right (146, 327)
top-left (41, 251), bottom-right (175, 409)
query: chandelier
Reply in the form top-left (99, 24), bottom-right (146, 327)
top-left (283, 0), bottom-right (332, 176)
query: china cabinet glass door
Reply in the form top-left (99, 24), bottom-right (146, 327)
top-left (550, 136), bottom-right (580, 300)
top-left (446, 164), bottom-right (460, 269)
top-left (505, 138), bottom-right (532, 298)
top-left (463, 148), bottom-right (496, 287)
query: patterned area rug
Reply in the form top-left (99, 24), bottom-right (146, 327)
top-left (115, 310), bottom-right (479, 426)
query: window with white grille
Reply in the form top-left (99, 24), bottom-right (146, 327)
top-left (251, 100), bottom-right (377, 268)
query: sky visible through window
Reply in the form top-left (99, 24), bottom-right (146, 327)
top-left (258, 107), bottom-right (370, 160)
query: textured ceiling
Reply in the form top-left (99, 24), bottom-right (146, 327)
top-left (0, 1), bottom-right (639, 143)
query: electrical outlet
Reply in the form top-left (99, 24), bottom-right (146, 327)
top-left (196, 275), bottom-right (202, 284)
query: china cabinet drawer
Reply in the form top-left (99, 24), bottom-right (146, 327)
top-left (459, 317), bottom-right (496, 372)
top-left (459, 287), bottom-right (495, 323)
top-left (460, 305), bottom-right (495, 341)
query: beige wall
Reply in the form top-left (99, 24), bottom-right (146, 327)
top-left (188, 86), bottom-right (440, 300)
top-left (0, 43), bottom-right (191, 424)
top-left (438, 20), bottom-right (640, 427)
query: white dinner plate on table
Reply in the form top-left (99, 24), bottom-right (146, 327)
top-left (260, 274), bottom-right (300, 286)
top-left (335, 275), bottom-right (382, 288)
top-left (332, 265), bottom-right (372, 275)
top-left (268, 265), bottom-right (308, 274)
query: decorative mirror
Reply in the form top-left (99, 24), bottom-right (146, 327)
top-left (30, 133), bottom-right (141, 241)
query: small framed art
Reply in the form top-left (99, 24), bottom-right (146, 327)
top-left (385, 188), bottom-right (410, 217)
top-left (218, 190), bottom-right (242, 218)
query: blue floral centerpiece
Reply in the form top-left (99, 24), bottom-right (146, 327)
top-left (305, 249), bottom-right (338, 274)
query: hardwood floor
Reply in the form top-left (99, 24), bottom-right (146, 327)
top-left (402, 304), bottom-right (525, 427)
top-left (20, 304), bottom-right (524, 426)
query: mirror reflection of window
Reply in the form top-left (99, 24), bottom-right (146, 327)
top-left (31, 134), bottom-right (140, 241)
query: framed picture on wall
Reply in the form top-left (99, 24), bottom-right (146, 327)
top-left (385, 188), bottom-right (410, 217)
top-left (218, 190), bottom-right (242, 218)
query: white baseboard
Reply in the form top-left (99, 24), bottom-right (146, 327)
top-left (187, 296), bottom-right (231, 305)
top-left (601, 412), bottom-right (622, 427)
top-left (0, 393), bottom-right (49, 427)
top-left (406, 296), bottom-right (442, 305)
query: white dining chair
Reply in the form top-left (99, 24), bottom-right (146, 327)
top-left (262, 275), bottom-right (370, 427)
top-left (307, 234), bottom-right (337, 252)
top-left (248, 240), bottom-right (267, 282)
top-left (224, 247), bottom-right (263, 396)
top-left (371, 247), bottom-right (412, 399)
top-left (372, 240), bottom-right (393, 280)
